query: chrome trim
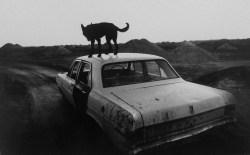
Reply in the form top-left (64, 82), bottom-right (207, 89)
top-left (130, 116), bottom-right (236, 155)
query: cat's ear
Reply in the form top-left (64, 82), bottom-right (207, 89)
top-left (81, 24), bottom-right (85, 31)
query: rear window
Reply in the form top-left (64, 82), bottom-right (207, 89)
top-left (102, 59), bottom-right (178, 88)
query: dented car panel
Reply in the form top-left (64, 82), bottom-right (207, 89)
top-left (56, 53), bottom-right (236, 154)
top-left (87, 90), bottom-right (144, 133)
top-left (111, 81), bottom-right (233, 126)
top-left (131, 116), bottom-right (236, 155)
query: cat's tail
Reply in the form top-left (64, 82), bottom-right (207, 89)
top-left (117, 23), bottom-right (129, 32)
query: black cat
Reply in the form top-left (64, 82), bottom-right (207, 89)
top-left (81, 22), bottom-right (129, 57)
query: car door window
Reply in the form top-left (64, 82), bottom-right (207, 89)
top-left (145, 61), bottom-right (161, 76)
top-left (133, 62), bottom-right (143, 73)
top-left (77, 62), bottom-right (91, 87)
top-left (69, 61), bottom-right (80, 80)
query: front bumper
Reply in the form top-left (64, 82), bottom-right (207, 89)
top-left (129, 116), bottom-right (236, 155)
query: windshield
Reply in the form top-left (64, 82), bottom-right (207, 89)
top-left (102, 59), bottom-right (178, 88)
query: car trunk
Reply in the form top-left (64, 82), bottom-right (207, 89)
top-left (112, 81), bottom-right (226, 127)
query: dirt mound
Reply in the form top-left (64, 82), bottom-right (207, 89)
top-left (218, 43), bottom-right (238, 51)
top-left (171, 41), bottom-right (218, 64)
top-left (120, 39), bottom-right (171, 59)
top-left (1, 43), bottom-right (22, 49)
top-left (0, 46), bottom-right (72, 59)
top-left (43, 46), bottom-right (72, 57)
top-left (156, 42), bottom-right (178, 51)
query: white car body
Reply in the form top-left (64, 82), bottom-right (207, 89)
top-left (56, 53), bottom-right (236, 154)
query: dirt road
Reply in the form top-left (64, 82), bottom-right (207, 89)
top-left (0, 63), bottom-right (119, 155)
top-left (0, 62), bottom-right (250, 155)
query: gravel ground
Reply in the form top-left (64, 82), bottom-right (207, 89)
top-left (0, 61), bottom-right (250, 155)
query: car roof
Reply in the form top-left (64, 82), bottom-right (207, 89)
top-left (76, 53), bottom-right (165, 64)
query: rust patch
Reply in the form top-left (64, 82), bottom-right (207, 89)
top-left (109, 106), bottom-right (134, 133)
top-left (154, 97), bottom-right (159, 101)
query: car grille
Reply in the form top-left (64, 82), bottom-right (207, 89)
top-left (144, 108), bottom-right (225, 141)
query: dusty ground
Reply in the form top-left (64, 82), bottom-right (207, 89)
top-left (0, 59), bottom-right (250, 155)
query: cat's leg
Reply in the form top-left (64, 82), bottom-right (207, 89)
top-left (89, 40), bottom-right (95, 58)
top-left (97, 39), bottom-right (102, 57)
top-left (113, 39), bottom-right (118, 55)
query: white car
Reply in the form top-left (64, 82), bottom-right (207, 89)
top-left (56, 53), bottom-right (236, 154)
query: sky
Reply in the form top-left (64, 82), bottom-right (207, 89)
top-left (1, 0), bottom-right (250, 47)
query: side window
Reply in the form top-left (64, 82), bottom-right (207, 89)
top-left (77, 62), bottom-right (91, 86)
top-left (69, 61), bottom-right (80, 80)
top-left (145, 61), bottom-right (161, 76)
top-left (157, 60), bottom-right (177, 78)
top-left (133, 62), bottom-right (142, 73)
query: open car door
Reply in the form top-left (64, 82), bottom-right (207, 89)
top-left (73, 61), bottom-right (91, 114)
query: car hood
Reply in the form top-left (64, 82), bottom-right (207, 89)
top-left (112, 81), bottom-right (229, 126)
